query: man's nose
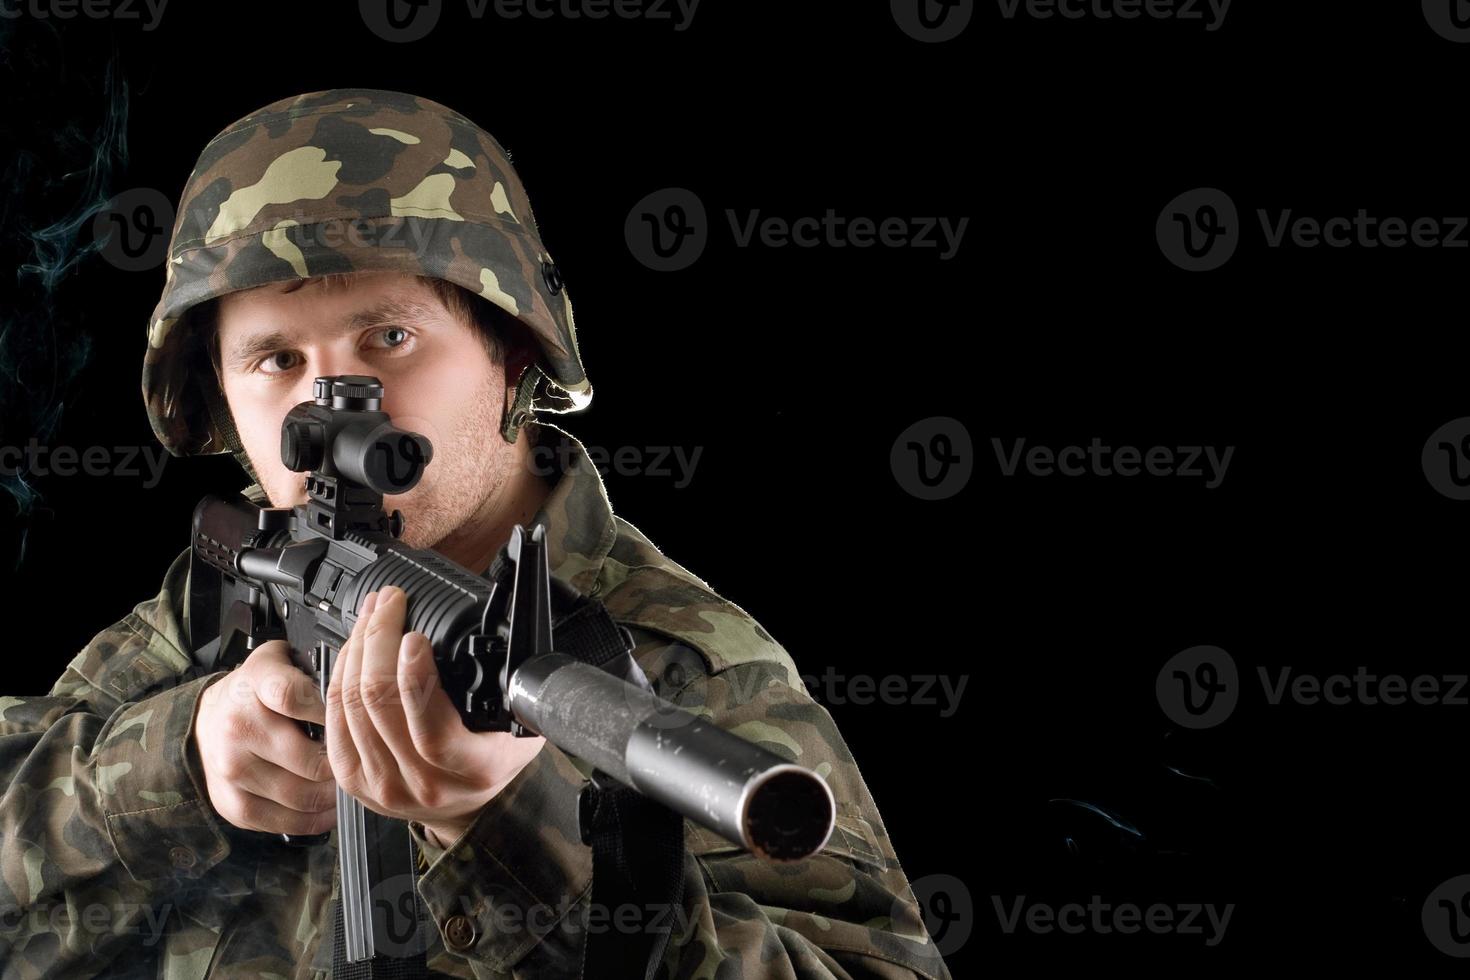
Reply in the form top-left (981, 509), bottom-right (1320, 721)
top-left (303, 349), bottom-right (380, 386)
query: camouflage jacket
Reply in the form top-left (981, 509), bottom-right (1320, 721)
top-left (0, 423), bottom-right (950, 979)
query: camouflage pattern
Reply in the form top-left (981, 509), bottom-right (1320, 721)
top-left (142, 88), bottom-right (591, 459)
top-left (0, 422), bottom-right (953, 979)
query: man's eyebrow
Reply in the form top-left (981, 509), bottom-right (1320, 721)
top-left (223, 298), bottom-right (440, 370)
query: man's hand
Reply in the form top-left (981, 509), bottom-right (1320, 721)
top-left (194, 642), bottom-right (338, 836)
top-left (325, 585), bottom-right (546, 848)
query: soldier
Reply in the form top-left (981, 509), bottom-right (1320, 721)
top-left (0, 88), bottom-right (951, 979)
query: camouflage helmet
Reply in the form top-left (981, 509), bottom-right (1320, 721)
top-left (141, 87), bottom-right (591, 482)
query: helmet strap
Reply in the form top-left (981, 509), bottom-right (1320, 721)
top-left (202, 378), bottom-right (265, 490)
top-left (500, 357), bottom-right (543, 445)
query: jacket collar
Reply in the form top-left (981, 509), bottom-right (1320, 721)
top-left (523, 421), bottom-right (618, 595)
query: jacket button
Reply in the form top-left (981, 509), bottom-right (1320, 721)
top-left (443, 913), bottom-right (477, 951)
top-left (169, 846), bottom-right (196, 870)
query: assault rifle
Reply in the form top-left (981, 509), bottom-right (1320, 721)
top-left (187, 375), bottom-right (834, 971)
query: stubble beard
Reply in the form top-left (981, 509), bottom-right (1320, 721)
top-left (392, 380), bottom-right (509, 552)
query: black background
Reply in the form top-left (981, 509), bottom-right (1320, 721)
top-left (3, 1), bottom-right (1469, 975)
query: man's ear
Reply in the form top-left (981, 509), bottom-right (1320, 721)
top-left (502, 337), bottom-right (536, 391)
top-left (500, 337), bottom-right (536, 416)
top-left (498, 337), bottom-right (541, 444)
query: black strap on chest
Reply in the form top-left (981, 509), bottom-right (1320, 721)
top-left (554, 594), bottom-right (686, 980)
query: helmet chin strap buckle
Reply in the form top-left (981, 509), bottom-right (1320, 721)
top-left (500, 362), bottom-right (544, 444)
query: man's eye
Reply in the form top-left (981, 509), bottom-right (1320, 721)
top-left (370, 327), bottom-right (412, 350)
top-left (257, 351), bottom-right (301, 375)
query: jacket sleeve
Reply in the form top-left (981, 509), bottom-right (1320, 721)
top-left (405, 638), bottom-right (952, 980)
top-left (0, 546), bottom-right (235, 977)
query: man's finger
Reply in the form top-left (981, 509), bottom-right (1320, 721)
top-left (250, 707), bottom-right (334, 782)
top-left (254, 665), bottom-right (326, 726)
top-left (326, 592), bottom-right (375, 787)
top-left (358, 586), bottom-right (417, 746)
top-left (230, 787), bottom-right (337, 837)
top-left (340, 590), bottom-right (398, 790)
top-left (232, 756), bottom-right (337, 815)
top-left (396, 631), bottom-right (474, 774)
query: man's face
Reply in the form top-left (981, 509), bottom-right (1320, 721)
top-left (216, 271), bottom-right (515, 551)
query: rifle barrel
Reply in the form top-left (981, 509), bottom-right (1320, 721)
top-left (510, 653), bottom-right (836, 861)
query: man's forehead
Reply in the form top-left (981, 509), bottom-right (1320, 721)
top-left (230, 272), bottom-right (424, 306)
top-left (222, 278), bottom-right (443, 326)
